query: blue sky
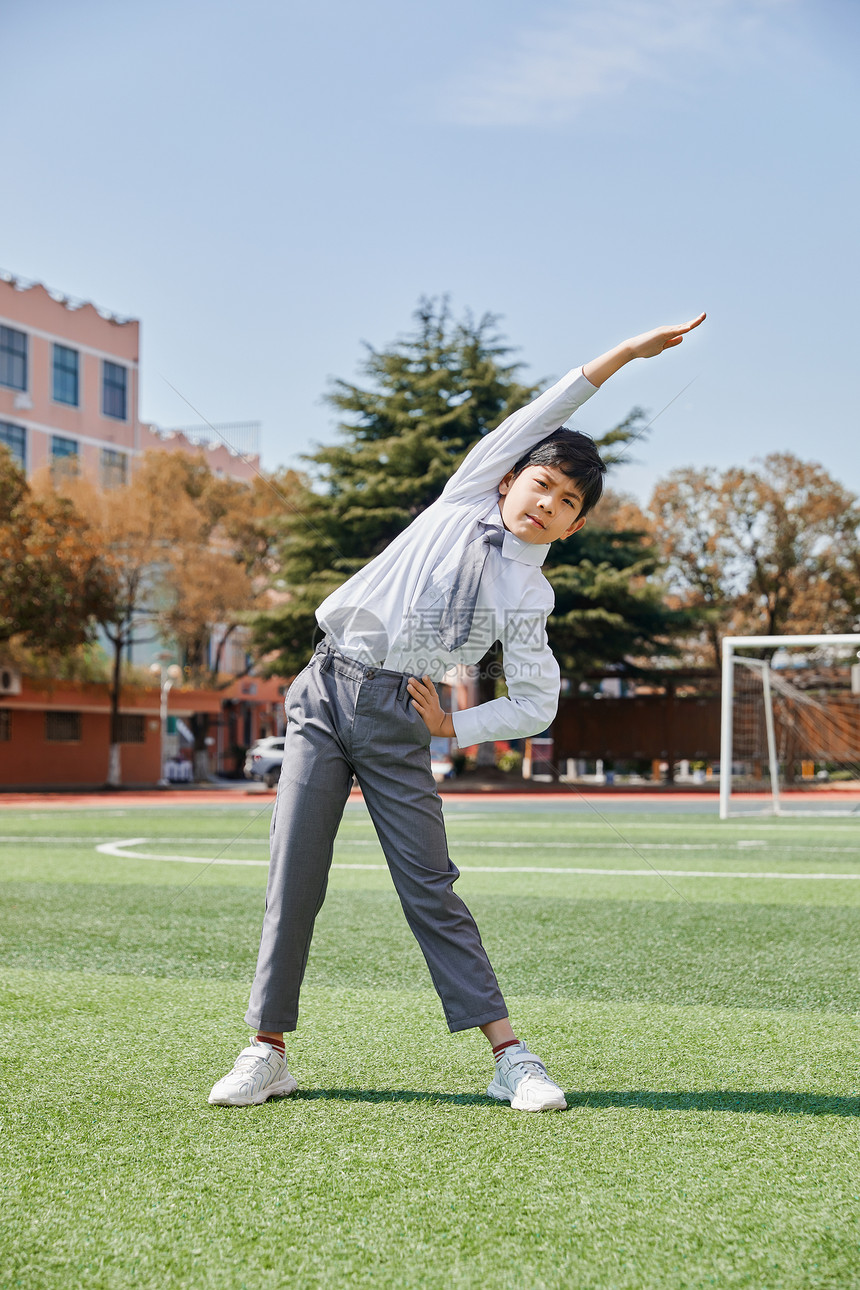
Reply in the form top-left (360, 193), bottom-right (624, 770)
top-left (3, 0), bottom-right (859, 504)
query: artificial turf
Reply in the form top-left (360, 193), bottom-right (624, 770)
top-left (1, 801), bottom-right (858, 1288)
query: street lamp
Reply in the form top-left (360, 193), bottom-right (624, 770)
top-left (150, 660), bottom-right (183, 787)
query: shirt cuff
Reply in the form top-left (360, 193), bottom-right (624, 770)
top-left (451, 696), bottom-right (557, 748)
top-left (451, 705), bottom-right (483, 749)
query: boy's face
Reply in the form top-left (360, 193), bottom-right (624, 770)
top-left (498, 464), bottom-right (587, 544)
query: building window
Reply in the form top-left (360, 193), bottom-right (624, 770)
top-left (114, 713), bottom-right (145, 744)
top-left (102, 361), bottom-right (127, 420)
top-left (0, 421), bottom-right (26, 469)
top-left (51, 435), bottom-right (79, 478)
top-left (101, 447), bottom-right (128, 489)
top-left (45, 711), bottom-right (81, 742)
top-left (53, 344), bottom-right (79, 406)
top-left (0, 710), bottom-right (10, 741)
top-left (0, 325), bottom-right (27, 391)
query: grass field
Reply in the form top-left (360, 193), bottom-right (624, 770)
top-left (1, 798), bottom-right (859, 1289)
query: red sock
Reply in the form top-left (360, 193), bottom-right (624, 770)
top-left (256, 1034), bottom-right (285, 1056)
top-left (492, 1038), bottom-right (520, 1062)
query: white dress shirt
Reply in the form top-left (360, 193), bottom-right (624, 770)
top-left (316, 366), bottom-right (599, 746)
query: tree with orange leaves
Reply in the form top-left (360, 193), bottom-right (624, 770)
top-left (61, 451), bottom-right (300, 783)
top-left (650, 454), bottom-right (860, 666)
top-left (0, 447), bottom-right (111, 655)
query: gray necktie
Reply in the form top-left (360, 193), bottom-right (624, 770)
top-left (437, 521), bottom-right (505, 651)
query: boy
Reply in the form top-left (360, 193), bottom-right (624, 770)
top-left (209, 312), bottom-right (705, 1111)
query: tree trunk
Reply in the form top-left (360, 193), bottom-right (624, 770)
top-left (106, 633), bottom-right (123, 788)
top-left (188, 711), bottom-right (212, 782)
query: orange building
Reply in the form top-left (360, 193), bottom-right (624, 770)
top-left (0, 673), bottom-right (287, 789)
top-left (0, 271), bottom-right (260, 484)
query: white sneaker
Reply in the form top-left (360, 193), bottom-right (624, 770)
top-left (208, 1038), bottom-right (298, 1106)
top-left (487, 1041), bottom-right (567, 1111)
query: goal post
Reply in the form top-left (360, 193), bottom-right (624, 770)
top-left (719, 633), bottom-right (860, 819)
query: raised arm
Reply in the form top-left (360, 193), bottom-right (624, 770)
top-left (582, 313), bottom-right (706, 387)
top-left (440, 312), bottom-right (706, 507)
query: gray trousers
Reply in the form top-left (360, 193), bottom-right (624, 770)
top-left (245, 641), bottom-right (508, 1034)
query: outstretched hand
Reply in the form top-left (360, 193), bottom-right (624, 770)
top-left (582, 312), bottom-right (706, 387)
top-left (627, 312), bottom-right (706, 360)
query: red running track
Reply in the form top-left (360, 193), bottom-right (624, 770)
top-left (2, 788), bottom-right (858, 809)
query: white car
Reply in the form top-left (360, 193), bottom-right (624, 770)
top-left (429, 737), bottom-right (454, 782)
top-left (245, 734), bottom-right (451, 788)
top-left (244, 736), bottom-right (285, 788)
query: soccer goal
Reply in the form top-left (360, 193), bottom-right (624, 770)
top-left (719, 633), bottom-right (860, 818)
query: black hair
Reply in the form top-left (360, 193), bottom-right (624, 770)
top-left (511, 427), bottom-right (606, 517)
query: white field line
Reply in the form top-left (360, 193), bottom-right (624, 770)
top-left (13, 811), bottom-right (859, 830)
top-left (4, 835), bottom-right (859, 855)
top-left (92, 838), bottom-right (860, 880)
top-left (96, 838), bottom-right (267, 867)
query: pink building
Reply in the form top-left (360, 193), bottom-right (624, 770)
top-left (0, 271), bottom-right (260, 484)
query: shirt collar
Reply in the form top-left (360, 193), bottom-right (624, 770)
top-left (501, 528), bottom-right (550, 566)
top-left (481, 501), bottom-right (550, 567)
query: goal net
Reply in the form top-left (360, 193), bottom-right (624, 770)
top-left (720, 633), bottom-right (860, 818)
